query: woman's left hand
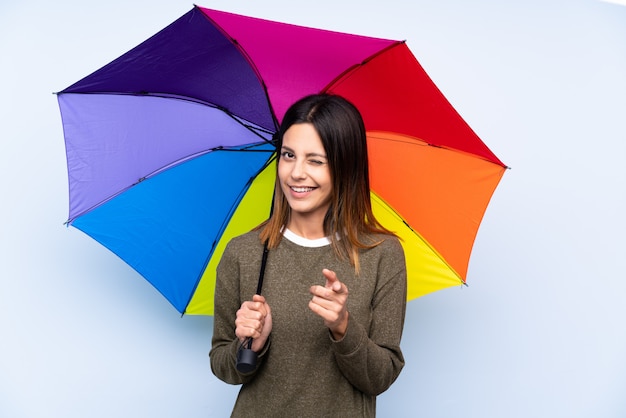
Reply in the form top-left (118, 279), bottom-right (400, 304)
top-left (309, 268), bottom-right (349, 340)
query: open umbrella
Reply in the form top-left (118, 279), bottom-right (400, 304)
top-left (56, 5), bottom-right (507, 315)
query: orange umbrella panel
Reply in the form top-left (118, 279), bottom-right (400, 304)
top-left (368, 131), bottom-right (506, 298)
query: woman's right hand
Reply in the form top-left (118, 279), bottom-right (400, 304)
top-left (235, 294), bottom-right (272, 352)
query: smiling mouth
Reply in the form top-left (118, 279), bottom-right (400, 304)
top-left (290, 186), bottom-right (316, 193)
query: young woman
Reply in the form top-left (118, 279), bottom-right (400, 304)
top-left (210, 94), bottom-right (407, 417)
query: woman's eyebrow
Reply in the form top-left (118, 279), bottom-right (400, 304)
top-left (281, 146), bottom-right (327, 159)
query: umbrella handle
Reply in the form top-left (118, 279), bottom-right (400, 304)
top-left (255, 241), bottom-right (269, 295)
top-left (236, 241), bottom-right (269, 373)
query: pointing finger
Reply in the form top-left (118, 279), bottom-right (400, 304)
top-left (322, 269), bottom-right (346, 294)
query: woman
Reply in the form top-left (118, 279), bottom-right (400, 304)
top-left (210, 94), bottom-right (407, 417)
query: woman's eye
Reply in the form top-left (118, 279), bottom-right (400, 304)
top-left (280, 151), bottom-right (294, 159)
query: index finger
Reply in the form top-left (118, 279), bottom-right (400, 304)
top-left (252, 294), bottom-right (266, 304)
top-left (322, 269), bottom-right (344, 293)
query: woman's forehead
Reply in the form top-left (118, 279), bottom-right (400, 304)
top-left (282, 123), bottom-right (325, 154)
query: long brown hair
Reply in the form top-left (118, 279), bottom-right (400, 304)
top-left (259, 94), bottom-right (395, 273)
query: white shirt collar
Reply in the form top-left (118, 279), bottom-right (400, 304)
top-left (283, 228), bottom-right (331, 248)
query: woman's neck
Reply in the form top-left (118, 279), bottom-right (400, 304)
top-left (286, 215), bottom-right (326, 240)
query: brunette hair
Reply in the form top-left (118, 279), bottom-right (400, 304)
top-left (259, 94), bottom-right (395, 273)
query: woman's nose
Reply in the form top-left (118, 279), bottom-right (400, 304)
top-left (290, 160), bottom-right (306, 179)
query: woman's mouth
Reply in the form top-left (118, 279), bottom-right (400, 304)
top-left (290, 186), bottom-right (316, 193)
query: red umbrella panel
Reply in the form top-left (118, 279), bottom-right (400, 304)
top-left (57, 6), bottom-right (507, 315)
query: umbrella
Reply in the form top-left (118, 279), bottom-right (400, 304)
top-left (56, 5), bottom-right (507, 315)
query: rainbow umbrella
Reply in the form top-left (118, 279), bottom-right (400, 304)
top-left (56, 6), bottom-right (506, 315)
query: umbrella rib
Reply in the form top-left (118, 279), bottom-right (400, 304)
top-left (138, 143), bottom-right (275, 181)
top-left (59, 90), bottom-right (228, 109)
top-left (197, 5), bottom-right (280, 132)
top-left (367, 131), bottom-right (511, 169)
top-left (371, 191), bottom-right (466, 286)
top-left (221, 110), bottom-right (277, 146)
top-left (60, 90), bottom-right (277, 142)
top-left (321, 41), bottom-right (406, 93)
top-left (183, 152), bottom-right (277, 314)
top-left (65, 143), bottom-right (276, 225)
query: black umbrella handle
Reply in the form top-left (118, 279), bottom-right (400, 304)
top-left (255, 241), bottom-right (269, 295)
top-left (236, 241), bottom-right (269, 373)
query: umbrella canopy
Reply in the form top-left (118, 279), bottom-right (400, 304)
top-left (57, 6), bottom-right (507, 315)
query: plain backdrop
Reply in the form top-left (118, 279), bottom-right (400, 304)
top-left (1, 0), bottom-right (625, 417)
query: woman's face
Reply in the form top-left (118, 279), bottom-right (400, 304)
top-left (278, 122), bottom-right (332, 228)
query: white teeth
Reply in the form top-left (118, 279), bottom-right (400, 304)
top-left (291, 186), bottom-right (314, 193)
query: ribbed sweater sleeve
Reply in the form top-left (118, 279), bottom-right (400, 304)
top-left (330, 236), bottom-right (406, 395)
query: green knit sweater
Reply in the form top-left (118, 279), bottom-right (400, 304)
top-left (210, 229), bottom-right (407, 417)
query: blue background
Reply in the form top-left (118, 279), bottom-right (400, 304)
top-left (1, 0), bottom-right (625, 416)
